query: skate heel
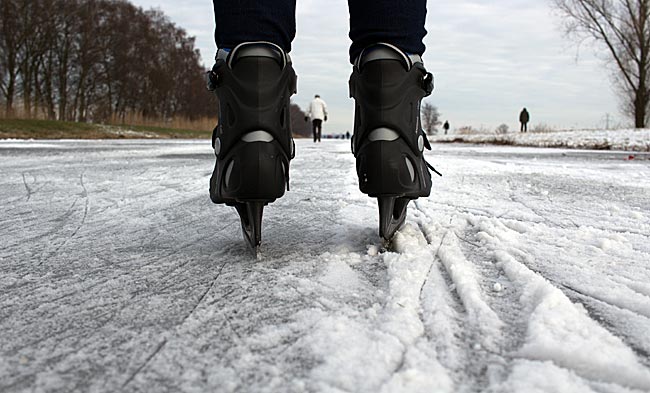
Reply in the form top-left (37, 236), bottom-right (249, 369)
top-left (215, 132), bottom-right (288, 253)
top-left (356, 128), bottom-right (429, 198)
top-left (219, 131), bottom-right (288, 203)
top-left (357, 131), bottom-right (431, 240)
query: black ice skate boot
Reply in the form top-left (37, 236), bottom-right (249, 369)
top-left (207, 42), bottom-right (297, 254)
top-left (349, 43), bottom-right (439, 240)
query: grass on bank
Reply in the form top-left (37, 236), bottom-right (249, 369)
top-left (0, 118), bottom-right (212, 139)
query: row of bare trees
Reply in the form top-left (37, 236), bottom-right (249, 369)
top-left (0, 0), bottom-right (215, 123)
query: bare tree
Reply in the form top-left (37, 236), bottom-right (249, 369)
top-left (495, 123), bottom-right (509, 134)
top-left (553, 0), bottom-right (650, 128)
top-left (421, 102), bottom-right (441, 135)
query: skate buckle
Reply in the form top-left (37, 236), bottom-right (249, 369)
top-left (422, 72), bottom-right (434, 95)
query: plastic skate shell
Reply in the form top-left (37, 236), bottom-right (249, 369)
top-left (208, 43), bottom-right (297, 252)
top-left (349, 43), bottom-right (435, 239)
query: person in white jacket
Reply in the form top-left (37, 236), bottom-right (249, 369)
top-left (305, 94), bottom-right (328, 143)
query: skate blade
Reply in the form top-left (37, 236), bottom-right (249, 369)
top-left (234, 202), bottom-right (264, 257)
top-left (378, 196), bottom-right (410, 241)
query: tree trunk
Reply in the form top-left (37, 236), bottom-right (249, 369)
top-left (634, 93), bottom-right (647, 128)
top-left (23, 65), bottom-right (33, 118)
top-left (34, 62), bottom-right (45, 118)
top-left (58, 46), bottom-right (69, 121)
top-left (5, 72), bottom-right (16, 117)
top-left (44, 58), bottom-right (56, 120)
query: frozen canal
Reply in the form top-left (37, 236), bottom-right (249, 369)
top-left (1, 139), bottom-right (649, 392)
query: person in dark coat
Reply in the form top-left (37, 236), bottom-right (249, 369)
top-left (443, 120), bottom-right (450, 135)
top-left (519, 108), bottom-right (530, 132)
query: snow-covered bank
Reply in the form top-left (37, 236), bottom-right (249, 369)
top-left (431, 128), bottom-right (650, 151)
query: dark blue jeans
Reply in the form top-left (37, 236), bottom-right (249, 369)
top-left (212, 0), bottom-right (427, 63)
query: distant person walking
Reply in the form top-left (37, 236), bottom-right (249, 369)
top-left (519, 108), bottom-right (530, 132)
top-left (443, 120), bottom-right (450, 135)
top-left (306, 94), bottom-right (328, 143)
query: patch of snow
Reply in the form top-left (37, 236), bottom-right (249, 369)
top-left (500, 360), bottom-right (596, 393)
top-left (437, 231), bottom-right (504, 349)
top-left (431, 128), bottom-right (650, 152)
top-left (478, 220), bottom-right (650, 390)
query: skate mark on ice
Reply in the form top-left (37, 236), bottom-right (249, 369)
top-left (617, 279), bottom-right (650, 298)
top-left (561, 284), bottom-right (650, 368)
top-left (456, 219), bottom-right (529, 365)
top-left (487, 247), bottom-right (650, 390)
top-left (410, 206), bottom-right (466, 316)
top-left (508, 192), bottom-right (569, 229)
top-left (435, 248), bottom-right (466, 316)
top-left (179, 259), bottom-right (229, 327)
top-left (508, 257), bottom-right (650, 367)
top-left (438, 229), bottom-right (525, 389)
top-left (376, 225), bottom-right (447, 391)
top-left (174, 257), bottom-right (334, 388)
top-left (122, 338), bottom-right (168, 388)
top-left (419, 255), bottom-right (473, 390)
top-left (67, 173), bottom-right (89, 240)
top-left (25, 196), bottom-right (81, 248)
top-left (415, 199), bottom-right (506, 224)
top-left (122, 260), bottom-right (229, 388)
top-left (428, 232), bottom-right (512, 389)
top-left (561, 282), bottom-right (650, 319)
top-left (414, 205), bottom-right (546, 388)
top-left (21, 172), bottom-right (34, 201)
top-left (411, 207), bottom-right (510, 390)
top-left (416, 226), bottom-right (446, 302)
top-left (36, 173), bottom-right (89, 267)
top-left (46, 279), bottom-right (107, 305)
top-left (372, 225), bottom-right (455, 392)
top-left (151, 231), bottom-right (231, 293)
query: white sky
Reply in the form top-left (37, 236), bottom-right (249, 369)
top-left (132, 0), bottom-right (623, 133)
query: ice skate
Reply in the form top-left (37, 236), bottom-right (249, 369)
top-left (208, 42), bottom-right (297, 254)
top-left (349, 43), bottom-right (439, 240)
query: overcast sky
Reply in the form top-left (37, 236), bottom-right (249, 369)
top-left (132, 0), bottom-right (622, 133)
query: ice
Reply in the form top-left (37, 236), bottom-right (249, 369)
top-left (1, 139), bottom-right (649, 392)
top-left (318, 257), bottom-right (362, 291)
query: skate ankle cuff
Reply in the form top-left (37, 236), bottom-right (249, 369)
top-left (226, 42), bottom-right (290, 69)
top-left (354, 43), bottom-right (423, 71)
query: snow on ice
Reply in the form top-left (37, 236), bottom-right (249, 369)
top-left (432, 128), bottom-right (650, 152)
top-left (0, 138), bottom-right (649, 392)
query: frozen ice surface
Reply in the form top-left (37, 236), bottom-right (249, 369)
top-left (1, 139), bottom-right (649, 392)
